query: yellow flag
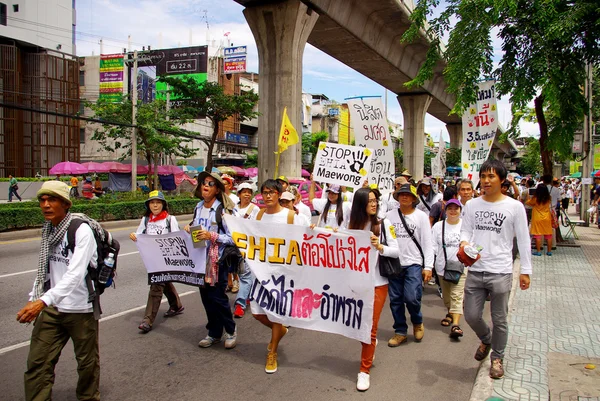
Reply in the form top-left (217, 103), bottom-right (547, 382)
top-left (278, 107), bottom-right (299, 153)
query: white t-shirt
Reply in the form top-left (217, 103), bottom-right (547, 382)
top-left (364, 219), bottom-right (400, 287)
top-left (385, 208), bottom-right (434, 270)
top-left (237, 203), bottom-right (259, 220)
top-left (431, 219), bottom-right (463, 276)
top-left (135, 215), bottom-right (180, 235)
top-left (228, 193), bottom-right (240, 206)
top-left (296, 201), bottom-right (312, 220)
top-left (312, 198), bottom-right (350, 230)
top-left (416, 192), bottom-right (442, 214)
top-left (35, 224), bottom-right (98, 313)
top-left (293, 210), bottom-right (311, 226)
top-left (460, 196), bottom-right (532, 275)
top-left (380, 192), bottom-right (399, 216)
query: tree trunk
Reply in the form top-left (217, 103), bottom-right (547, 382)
top-left (153, 154), bottom-right (159, 191)
top-left (534, 95), bottom-right (553, 176)
top-left (205, 121), bottom-right (219, 171)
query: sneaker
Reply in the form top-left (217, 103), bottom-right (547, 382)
top-left (198, 335), bottom-right (221, 348)
top-left (265, 351), bottom-right (278, 374)
top-left (231, 280), bottom-right (239, 293)
top-left (233, 304), bottom-right (245, 318)
top-left (474, 342), bottom-right (492, 361)
top-left (267, 326), bottom-right (288, 352)
top-left (224, 327), bottom-right (237, 349)
top-left (388, 334), bottom-right (407, 347)
top-left (413, 323), bottom-right (424, 342)
top-left (546, 252), bottom-right (552, 256)
top-left (164, 305), bottom-right (184, 318)
top-left (490, 358), bottom-right (504, 379)
top-left (138, 322), bottom-right (152, 333)
top-left (427, 278), bottom-right (436, 286)
top-left (532, 251), bottom-right (542, 256)
top-left (356, 372), bottom-right (370, 391)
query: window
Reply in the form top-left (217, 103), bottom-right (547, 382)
top-left (79, 128), bottom-right (85, 143)
top-left (12, 4), bottom-right (18, 12)
top-left (0, 4), bottom-right (7, 26)
top-left (79, 70), bottom-right (85, 86)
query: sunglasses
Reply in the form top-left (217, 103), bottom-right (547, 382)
top-left (201, 181), bottom-right (217, 187)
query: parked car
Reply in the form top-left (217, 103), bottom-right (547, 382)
top-left (252, 179), bottom-right (322, 211)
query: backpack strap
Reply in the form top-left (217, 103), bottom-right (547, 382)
top-left (287, 209), bottom-right (295, 225)
top-left (256, 208), bottom-right (266, 221)
top-left (66, 219), bottom-right (85, 255)
top-left (243, 204), bottom-right (255, 219)
top-left (166, 215), bottom-right (172, 233)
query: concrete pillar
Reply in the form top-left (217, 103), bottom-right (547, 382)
top-left (446, 123), bottom-right (462, 149)
top-left (242, 0), bottom-right (318, 183)
top-left (398, 93), bottom-right (432, 180)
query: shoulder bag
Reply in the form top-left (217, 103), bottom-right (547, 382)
top-left (398, 209), bottom-right (425, 266)
top-left (377, 220), bottom-right (402, 278)
top-left (442, 219), bottom-right (464, 284)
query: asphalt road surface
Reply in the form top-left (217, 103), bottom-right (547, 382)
top-left (0, 223), bottom-right (485, 401)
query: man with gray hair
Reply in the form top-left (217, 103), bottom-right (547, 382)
top-left (17, 181), bottom-right (100, 401)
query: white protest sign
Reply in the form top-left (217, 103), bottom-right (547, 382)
top-left (431, 157), bottom-right (442, 178)
top-left (461, 81), bottom-right (498, 188)
top-left (312, 142), bottom-right (373, 189)
top-left (136, 231), bottom-right (207, 286)
top-left (224, 214), bottom-right (377, 343)
top-left (346, 97), bottom-right (395, 193)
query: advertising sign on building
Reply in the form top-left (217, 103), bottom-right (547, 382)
top-left (99, 54), bottom-right (124, 101)
top-left (226, 132), bottom-right (249, 146)
top-left (461, 80), bottom-right (498, 188)
top-left (223, 45), bottom-right (247, 74)
top-left (346, 96), bottom-right (395, 193)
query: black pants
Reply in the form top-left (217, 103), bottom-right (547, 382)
top-left (199, 267), bottom-right (235, 338)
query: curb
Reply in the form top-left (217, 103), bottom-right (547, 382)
top-left (0, 213), bottom-right (194, 241)
top-left (469, 258), bottom-right (522, 401)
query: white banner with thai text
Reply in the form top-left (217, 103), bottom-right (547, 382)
top-left (461, 81), bottom-right (498, 188)
top-left (136, 231), bottom-right (207, 286)
top-left (224, 215), bottom-right (377, 343)
top-left (346, 97), bottom-right (395, 193)
top-left (313, 142), bottom-right (373, 189)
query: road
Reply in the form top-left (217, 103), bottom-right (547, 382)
top-left (0, 222), bottom-right (484, 401)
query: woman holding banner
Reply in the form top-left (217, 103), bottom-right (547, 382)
top-left (309, 182), bottom-right (350, 231)
top-left (130, 191), bottom-right (184, 333)
top-left (347, 187), bottom-right (399, 392)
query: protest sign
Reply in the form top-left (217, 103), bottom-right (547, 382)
top-left (136, 231), bottom-right (206, 286)
top-left (461, 81), bottom-right (498, 187)
top-left (224, 215), bottom-right (377, 343)
top-left (346, 97), bottom-right (395, 193)
top-left (312, 142), bottom-right (373, 189)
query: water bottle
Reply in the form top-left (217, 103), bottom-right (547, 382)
top-left (98, 252), bottom-right (115, 285)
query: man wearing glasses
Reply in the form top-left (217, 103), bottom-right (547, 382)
top-left (184, 172), bottom-right (238, 350)
top-left (250, 179), bottom-right (303, 374)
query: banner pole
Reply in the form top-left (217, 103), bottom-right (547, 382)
top-left (274, 151), bottom-right (281, 179)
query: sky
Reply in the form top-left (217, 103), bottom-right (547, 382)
top-left (75, 0), bottom-right (538, 141)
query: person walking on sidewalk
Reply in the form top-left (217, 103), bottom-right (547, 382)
top-left (348, 187), bottom-right (400, 391)
top-left (459, 159), bottom-right (532, 380)
top-left (527, 184), bottom-right (554, 256)
top-left (69, 175), bottom-right (79, 198)
top-left (184, 172), bottom-right (237, 350)
top-left (432, 199), bottom-right (467, 339)
top-left (8, 174), bottom-right (22, 202)
top-left (17, 181), bottom-right (100, 401)
top-left (130, 190), bottom-right (184, 333)
top-left (233, 182), bottom-right (259, 319)
top-left (385, 184), bottom-right (434, 347)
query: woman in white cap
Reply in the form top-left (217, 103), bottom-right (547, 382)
top-left (280, 190), bottom-right (310, 226)
top-left (130, 190), bottom-right (184, 333)
top-left (309, 182), bottom-right (350, 230)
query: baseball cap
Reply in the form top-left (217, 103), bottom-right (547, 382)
top-left (237, 182), bottom-right (254, 193)
top-left (37, 181), bottom-right (72, 207)
top-left (280, 191), bottom-right (295, 201)
top-left (445, 199), bottom-right (462, 209)
top-left (276, 176), bottom-right (289, 185)
top-left (327, 184), bottom-right (341, 194)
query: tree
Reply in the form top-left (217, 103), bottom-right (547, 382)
top-left (404, 0), bottom-right (600, 176)
top-left (244, 151), bottom-right (258, 168)
top-left (394, 148), bottom-right (404, 174)
top-left (159, 77), bottom-right (259, 171)
top-left (516, 137), bottom-right (542, 176)
top-left (446, 147), bottom-right (461, 167)
top-left (89, 96), bottom-right (196, 190)
top-left (301, 131), bottom-right (329, 170)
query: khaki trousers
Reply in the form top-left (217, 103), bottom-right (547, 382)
top-left (24, 306), bottom-right (99, 401)
top-left (143, 283), bottom-right (182, 325)
top-left (440, 269), bottom-right (468, 314)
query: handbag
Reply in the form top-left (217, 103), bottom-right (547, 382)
top-left (442, 219), bottom-right (464, 284)
top-left (550, 207), bottom-right (559, 229)
top-left (377, 220), bottom-right (402, 278)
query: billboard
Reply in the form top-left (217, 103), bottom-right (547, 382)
top-left (99, 54), bottom-right (124, 101)
top-left (223, 45), bottom-right (247, 74)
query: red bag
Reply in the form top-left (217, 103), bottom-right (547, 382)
top-left (550, 208), bottom-right (559, 229)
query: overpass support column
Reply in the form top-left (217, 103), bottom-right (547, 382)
top-left (242, 1), bottom-right (318, 182)
top-left (398, 94), bottom-right (432, 179)
top-left (446, 123), bottom-right (462, 148)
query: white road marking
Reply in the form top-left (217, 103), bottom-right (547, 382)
top-left (0, 251), bottom-right (139, 279)
top-left (0, 290), bottom-right (196, 355)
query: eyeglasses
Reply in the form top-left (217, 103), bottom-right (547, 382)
top-left (368, 199), bottom-right (378, 204)
top-left (261, 191), bottom-right (278, 197)
top-left (201, 181), bottom-right (217, 187)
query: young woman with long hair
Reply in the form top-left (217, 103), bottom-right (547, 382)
top-left (347, 187), bottom-right (399, 392)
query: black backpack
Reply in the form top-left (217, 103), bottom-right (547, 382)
top-left (66, 214), bottom-right (120, 319)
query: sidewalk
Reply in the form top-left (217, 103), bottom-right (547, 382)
top-left (484, 209), bottom-right (600, 400)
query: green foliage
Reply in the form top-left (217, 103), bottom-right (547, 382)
top-left (0, 198), bottom-right (199, 231)
top-left (517, 138), bottom-right (542, 176)
top-left (244, 151), bottom-right (258, 168)
top-left (446, 147), bottom-right (461, 167)
top-left (176, 160), bottom-right (188, 166)
top-left (394, 148), bottom-right (404, 173)
top-left (158, 77), bottom-right (259, 171)
top-left (405, 0), bottom-right (600, 175)
top-left (302, 131), bottom-right (329, 170)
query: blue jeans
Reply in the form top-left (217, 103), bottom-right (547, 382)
top-left (234, 263), bottom-right (254, 310)
top-left (388, 264), bottom-right (423, 335)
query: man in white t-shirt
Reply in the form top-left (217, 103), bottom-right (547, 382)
top-left (250, 179), bottom-right (304, 375)
top-left (459, 159), bottom-right (532, 380)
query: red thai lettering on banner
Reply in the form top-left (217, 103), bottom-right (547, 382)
top-left (290, 288), bottom-right (323, 318)
top-left (301, 233), bottom-right (371, 274)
